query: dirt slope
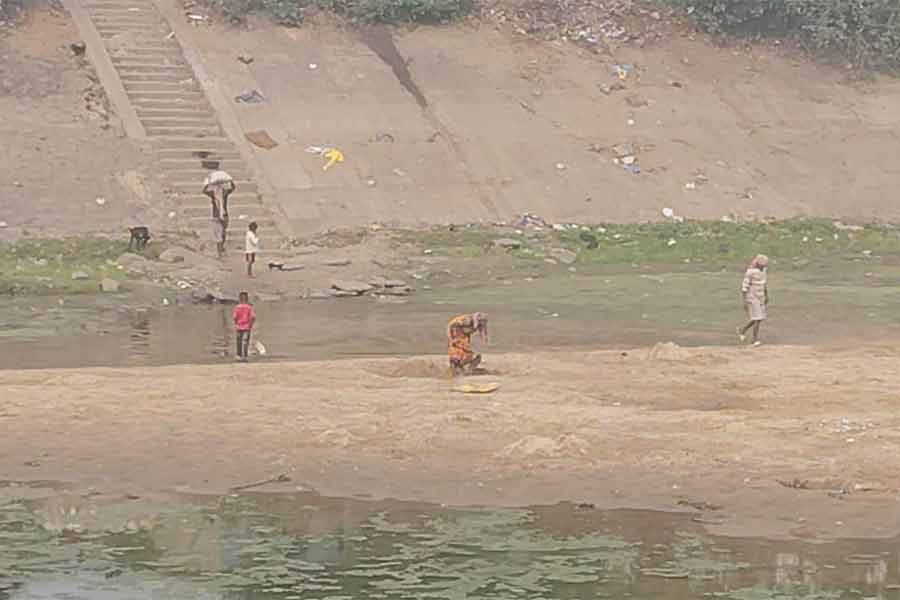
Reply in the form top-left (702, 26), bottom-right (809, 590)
top-left (3, 343), bottom-right (900, 539)
top-left (0, 5), bottom-right (167, 241)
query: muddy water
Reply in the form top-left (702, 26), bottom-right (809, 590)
top-left (3, 263), bottom-right (900, 369)
top-left (1, 485), bottom-right (898, 599)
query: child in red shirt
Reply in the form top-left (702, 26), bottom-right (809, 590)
top-left (232, 291), bottom-right (256, 361)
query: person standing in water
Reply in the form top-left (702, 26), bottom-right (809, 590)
top-left (738, 254), bottom-right (769, 346)
top-left (232, 291), bottom-right (256, 361)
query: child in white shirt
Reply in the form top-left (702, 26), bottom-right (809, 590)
top-left (245, 222), bottom-right (260, 277)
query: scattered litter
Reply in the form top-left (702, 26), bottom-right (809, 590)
top-left (95, 197), bottom-right (106, 206)
top-left (611, 143), bottom-right (634, 158)
top-left (555, 162), bottom-right (567, 171)
top-left (234, 89), bottom-right (265, 103)
top-left (373, 132), bottom-right (395, 143)
top-left (245, 129), bottom-right (278, 149)
top-left (517, 213), bottom-right (549, 228)
top-left (322, 148), bottom-right (344, 171)
top-left (268, 261), bottom-right (304, 272)
top-left (392, 168), bottom-right (406, 177)
top-left (597, 81), bottom-right (626, 95)
top-left (0, 221), bottom-right (7, 228)
top-left (237, 54), bottom-right (254, 65)
top-left (187, 13), bottom-right (206, 21)
top-left (308, 63), bottom-right (318, 70)
top-left (162, 298), bottom-right (170, 306)
top-left (255, 341), bottom-right (267, 356)
top-left (614, 63), bottom-right (633, 80)
top-left (71, 270), bottom-right (90, 280)
top-left (365, 177), bottom-right (377, 187)
top-left (238, 214), bottom-right (248, 220)
top-left (662, 207), bottom-right (674, 218)
top-left (670, 80), bottom-right (683, 88)
top-left (167, 211), bottom-right (176, 219)
top-left (627, 118), bottom-right (635, 126)
top-left (12, 181), bottom-right (22, 187)
top-left (684, 182), bottom-right (696, 190)
top-left (667, 238), bottom-right (677, 246)
top-left (305, 145), bottom-right (326, 154)
top-left (862, 250), bottom-right (873, 256)
top-left (520, 100), bottom-right (536, 114)
top-left (70, 41), bottom-right (86, 56)
top-left (176, 280), bottom-right (191, 289)
top-left (452, 383), bottom-right (500, 394)
top-left (166, 31), bottom-right (176, 39)
top-left (625, 94), bottom-right (648, 108)
top-left (427, 131), bottom-right (442, 143)
top-left (230, 473), bottom-right (290, 492)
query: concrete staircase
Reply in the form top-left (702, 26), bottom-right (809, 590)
top-left (79, 0), bottom-right (285, 252)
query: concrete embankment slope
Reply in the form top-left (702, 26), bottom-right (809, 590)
top-left (162, 14), bottom-right (900, 235)
top-left (3, 344), bottom-right (900, 538)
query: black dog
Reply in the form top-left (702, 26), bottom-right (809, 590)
top-left (128, 226), bottom-right (151, 251)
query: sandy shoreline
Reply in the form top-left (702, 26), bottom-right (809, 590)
top-left (3, 343), bottom-right (900, 540)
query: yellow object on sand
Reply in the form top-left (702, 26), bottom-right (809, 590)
top-left (452, 382), bottom-right (500, 394)
top-left (322, 148), bottom-right (344, 171)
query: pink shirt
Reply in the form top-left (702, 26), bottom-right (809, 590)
top-left (232, 303), bottom-right (255, 331)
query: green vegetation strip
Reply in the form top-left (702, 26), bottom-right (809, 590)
top-left (0, 237), bottom-right (131, 295)
top-left (398, 219), bottom-right (900, 266)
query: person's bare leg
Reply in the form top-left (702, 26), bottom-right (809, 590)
top-left (752, 321), bottom-right (762, 345)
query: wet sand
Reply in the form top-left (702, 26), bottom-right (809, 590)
top-left (3, 343), bottom-right (900, 540)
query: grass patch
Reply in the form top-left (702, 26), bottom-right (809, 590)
top-left (397, 219), bottom-right (900, 266)
top-left (0, 237), bottom-right (135, 296)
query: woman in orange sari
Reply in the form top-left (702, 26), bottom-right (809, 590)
top-left (447, 313), bottom-right (488, 374)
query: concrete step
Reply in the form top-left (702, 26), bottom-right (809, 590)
top-left (88, 7), bottom-right (155, 15)
top-left (92, 16), bottom-right (163, 25)
top-left (157, 150), bottom-right (242, 163)
top-left (120, 72), bottom-right (197, 83)
top-left (145, 125), bottom-right (221, 137)
top-left (169, 179), bottom-right (257, 194)
top-left (159, 165), bottom-right (250, 179)
top-left (136, 108), bottom-right (215, 119)
top-left (153, 136), bottom-right (236, 150)
top-left (112, 55), bottom-right (188, 66)
top-left (129, 92), bottom-right (207, 104)
top-left (143, 118), bottom-right (220, 131)
top-left (114, 46), bottom-right (184, 56)
top-left (180, 203), bottom-right (266, 217)
top-left (97, 26), bottom-right (171, 37)
top-left (117, 64), bottom-right (193, 76)
top-left (174, 190), bottom-right (260, 202)
top-left (191, 215), bottom-right (275, 227)
top-left (84, 1), bottom-right (152, 7)
top-left (124, 82), bottom-right (202, 93)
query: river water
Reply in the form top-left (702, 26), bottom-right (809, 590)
top-left (1, 484), bottom-right (898, 600)
top-left (3, 263), bottom-right (900, 369)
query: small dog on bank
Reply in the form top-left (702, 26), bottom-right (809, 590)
top-left (128, 226), bottom-right (151, 251)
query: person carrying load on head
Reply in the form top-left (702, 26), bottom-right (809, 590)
top-left (203, 170), bottom-right (235, 259)
top-left (447, 312), bottom-right (488, 375)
